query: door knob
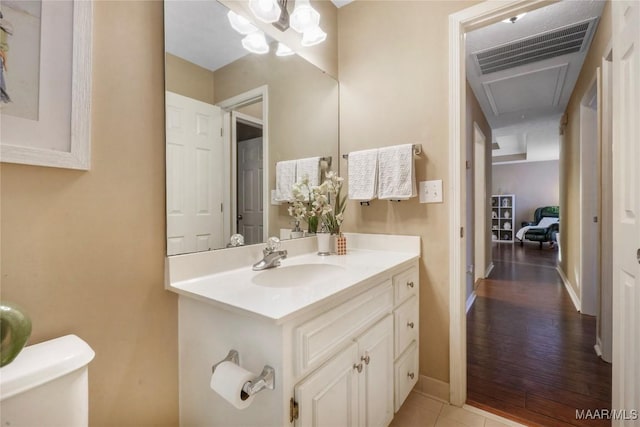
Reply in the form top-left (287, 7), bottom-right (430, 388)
top-left (407, 372), bottom-right (415, 380)
top-left (407, 322), bottom-right (414, 329)
top-left (353, 363), bottom-right (363, 373)
top-left (361, 354), bottom-right (370, 365)
top-left (637, 248), bottom-right (640, 264)
top-left (407, 281), bottom-right (414, 288)
top-left (237, 214), bottom-right (243, 220)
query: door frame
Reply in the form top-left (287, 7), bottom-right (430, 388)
top-left (598, 46), bottom-right (613, 363)
top-left (579, 76), bottom-right (600, 316)
top-left (218, 85), bottom-right (269, 245)
top-left (448, 0), bottom-right (561, 406)
top-left (473, 122), bottom-right (489, 283)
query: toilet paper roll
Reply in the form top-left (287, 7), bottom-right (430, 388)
top-left (210, 361), bottom-right (256, 410)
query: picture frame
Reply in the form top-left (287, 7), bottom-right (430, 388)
top-left (0, 0), bottom-right (92, 170)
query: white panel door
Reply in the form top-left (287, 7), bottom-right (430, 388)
top-left (612, 1), bottom-right (640, 424)
top-left (237, 137), bottom-right (263, 245)
top-left (356, 315), bottom-right (393, 427)
top-left (166, 91), bottom-right (224, 255)
top-left (295, 342), bottom-right (360, 427)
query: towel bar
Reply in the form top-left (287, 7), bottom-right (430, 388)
top-left (342, 143), bottom-right (422, 159)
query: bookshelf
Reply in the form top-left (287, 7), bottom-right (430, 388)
top-left (491, 194), bottom-right (515, 243)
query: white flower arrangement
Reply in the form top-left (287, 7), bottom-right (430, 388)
top-left (287, 172), bottom-right (345, 235)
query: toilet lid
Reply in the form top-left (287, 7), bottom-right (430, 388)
top-left (0, 335), bottom-right (95, 401)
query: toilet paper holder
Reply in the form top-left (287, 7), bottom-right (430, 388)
top-left (212, 349), bottom-right (275, 397)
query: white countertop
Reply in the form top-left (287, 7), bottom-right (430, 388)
top-left (168, 249), bottom-right (418, 323)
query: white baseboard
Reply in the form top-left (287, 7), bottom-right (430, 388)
top-left (466, 291), bottom-right (477, 314)
top-left (594, 337), bottom-right (603, 358)
top-left (416, 375), bottom-right (450, 402)
top-left (556, 266), bottom-right (580, 312)
top-left (484, 262), bottom-right (494, 278)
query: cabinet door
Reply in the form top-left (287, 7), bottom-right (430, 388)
top-left (295, 342), bottom-right (360, 427)
top-left (357, 315), bottom-right (394, 427)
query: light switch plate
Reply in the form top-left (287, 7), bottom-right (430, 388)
top-left (419, 179), bottom-right (443, 203)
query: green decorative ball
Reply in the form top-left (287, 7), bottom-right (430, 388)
top-left (0, 302), bottom-right (33, 367)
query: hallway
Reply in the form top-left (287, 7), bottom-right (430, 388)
top-left (467, 244), bottom-right (612, 426)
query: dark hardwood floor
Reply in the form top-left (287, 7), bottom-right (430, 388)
top-left (467, 243), bottom-right (612, 427)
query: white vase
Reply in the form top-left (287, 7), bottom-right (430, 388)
top-left (317, 233), bottom-right (332, 256)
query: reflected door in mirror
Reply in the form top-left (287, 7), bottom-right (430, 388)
top-left (166, 91), bottom-right (224, 255)
top-left (237, 136), bottom-right (263, 245)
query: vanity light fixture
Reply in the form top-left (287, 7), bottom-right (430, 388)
top-left (276, 42), bottom-right (295, 56)
top-left (242, 30), bottom-right (270, 54)
top-left (249, 0), bottom-right (282, 24)
top-left (502, 13), bottom-right (526, 24)
top-left (289, 0), bottom-right (320, 33)
top-left (227, 11), bottom-right (258, 35)
top-left (301, 26), bottom-right (327, 47)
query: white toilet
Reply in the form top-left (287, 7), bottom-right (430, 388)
top-left (0, 334), bottom-right (95, 427)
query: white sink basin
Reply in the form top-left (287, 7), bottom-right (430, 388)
top-left (252, 264), bottom-right (346, 288)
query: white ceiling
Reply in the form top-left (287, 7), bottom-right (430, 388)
top-left (164, 0), bottom-right (250, 72)
top-left (465, 0), bottom-right (606, 163)
top-left (330, 0), bottom-right (354, 8)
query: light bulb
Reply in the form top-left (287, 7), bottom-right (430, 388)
top-left (301, 26), bottom-right (327, 47)
top-left (241, 31), bottom-right (269, 54)
top-left (276, 42), bottom-right (295, 57)
top-left (227, 11), bottom-right (258, 35)
top-left (249, 0), bottom-right (281, 23)
top-left (290, 0), bottom-right (320, 33)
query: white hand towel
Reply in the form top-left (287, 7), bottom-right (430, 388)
top-left (296, 157), bottom-right (321, 187)
top-left (348, 149), bottom-right (378, 201)
top-left (275, 160), bottom-right (297, 202)
top-left (377, 144), bottom-right (417, 200)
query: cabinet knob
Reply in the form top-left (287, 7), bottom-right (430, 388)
top-left (361, 354), bottom-right (370, 365)
top-left (407, 281), bottom-right (414, 288)
top-left (408, 372), bottom-right (415, 380)
top-left (407, 322), bottom-right (414, 329)
top-left (353, 363), bottom-right (363, 373)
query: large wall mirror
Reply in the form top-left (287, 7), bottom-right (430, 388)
top-left (164, 0), bottom-right (339, 256)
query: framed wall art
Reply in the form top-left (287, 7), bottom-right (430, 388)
top-left (0, 0), bottom-right (92, 170)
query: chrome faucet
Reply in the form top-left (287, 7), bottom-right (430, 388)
top-left (252, 237), bottom-right (288, 271)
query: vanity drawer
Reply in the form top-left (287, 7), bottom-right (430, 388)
top-left (394, 341), bottom-right (418, 412)
top-left (295, 281), bottom-right (393, 376)
top-left (394, 296), bottom-right (418, 358)
top-left (393, 266), bottom-right (418, 305)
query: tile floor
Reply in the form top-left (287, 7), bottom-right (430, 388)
top-left (391, 391), bottom-right (526, 427)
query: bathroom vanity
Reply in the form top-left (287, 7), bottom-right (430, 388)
top-left (166, 233), bottom-right (420, 427)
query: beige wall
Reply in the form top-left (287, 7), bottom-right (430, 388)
top-left (0, 2), bottom-right (178, 426)
top-left (214, 50), bottom-right (339, 236)
top-left (165, 53), bottom-right (215, 104)
top-left (338, 0), bottom-right (481, 384)
top-left (492, 160), bottom-right (560, 231)
top-left (560, 0), bottom-right (611, 296)
top-left (466, 80), bottom-right (492, 299)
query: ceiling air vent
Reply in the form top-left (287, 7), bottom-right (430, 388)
top-left (473, 18), bottom-right (599, 75)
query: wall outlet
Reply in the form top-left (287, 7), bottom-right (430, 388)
top-left (419, 179), bottom-right (443, 203)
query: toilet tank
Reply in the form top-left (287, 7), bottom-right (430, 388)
top-left (0, 335), bottom-right (95, 427)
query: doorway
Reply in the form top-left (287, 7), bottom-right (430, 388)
top-left (234, 115), bottom-right (264, 245)
top-left (218, 85), bottom-right (269, 246)
top-left (449, 0), bottom-right (615, 414)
